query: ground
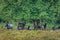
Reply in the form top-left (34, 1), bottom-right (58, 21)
top-left (0, 28), bottom-right (60, 40)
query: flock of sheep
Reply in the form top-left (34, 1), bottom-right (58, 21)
top-left (4, 19), bottom-right (60, 30)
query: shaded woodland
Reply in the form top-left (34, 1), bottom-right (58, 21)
top-left (0, 0), bottom-right (60, 29)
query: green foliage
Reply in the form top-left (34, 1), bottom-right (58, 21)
top-left (0, 0), bottom-right (60, 27)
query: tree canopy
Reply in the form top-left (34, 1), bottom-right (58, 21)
top-left (0, 0), bottom-right (60, 25)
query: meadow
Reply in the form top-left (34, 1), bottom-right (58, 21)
top-left (0, 28), bottom-right (60, 40)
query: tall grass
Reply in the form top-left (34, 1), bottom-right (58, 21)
top-left (0, 28), bottom-right (60, 40)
